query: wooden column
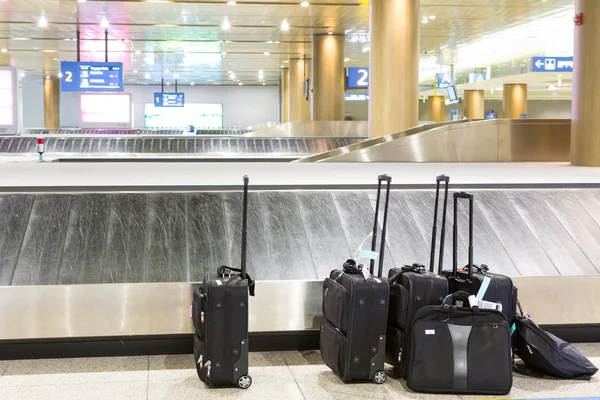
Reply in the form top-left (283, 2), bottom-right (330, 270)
top-left (289, 58), bottom-right (311, 122)
top-left (44, 77), bottom-right (60, 129)
top-left (463, 89), bottom-right (485, 119)
top-left (280, 68), bottom-right (290, 123)
top-left (572, 0), bottom-right (600, 166)
top-left (369, 0), bottom-right (420, 137)
top-left (502, 84), bottom-right (527, 119)
top-left (311, 34), bottom-right (345, 121)
top-left (428, 96), bottom-right (444, 123)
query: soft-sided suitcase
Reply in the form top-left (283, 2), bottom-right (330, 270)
top-left (386, 175), bottom-right (450, 377)
top-left (406, 291), bottom-right (513, 395)
top-left (441, 192), bottom-right (518, 326)
top-left (320, 174), bottom-right (392, 384)
top-left (192, 175), bottom-right (256, 389)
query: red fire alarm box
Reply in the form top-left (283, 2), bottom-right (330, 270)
top-left (575, 13), bottom-right (583, 26)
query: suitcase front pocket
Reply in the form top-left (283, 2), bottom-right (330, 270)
top-left (323, 278), bottom-right (350, 333)
top-left (320, 320), bottom-right (347, 377)
top-left (388, 283), bottom-right (410, 329)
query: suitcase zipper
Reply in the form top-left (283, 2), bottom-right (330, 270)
top-left (206, 360), bottom-right (212, 378)
top-left (201, 311), bottom-right (204, 323)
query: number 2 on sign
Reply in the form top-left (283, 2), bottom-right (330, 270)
top-left (65, 71), bottom-right (73, 83)
top-left (357, 69), bottom-right (368, 86)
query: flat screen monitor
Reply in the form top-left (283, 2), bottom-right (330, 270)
top-left (144, 103), bottom-right (223, 129)
top-left (446, 85), bottom-right (458, 102)
top-left (80, 93), bottom-right (131, 124)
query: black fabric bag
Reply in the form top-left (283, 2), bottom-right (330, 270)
top-left (192, 176), bottom-right (255, 389)
top-left (514, 301), bottom-right (598, 380)
top-left (441, 192), bottom-right (518, 327)
top-left (320, 174), bottom-right (392, 384)
top-left (407, 291), bottom-right (513, 395)
top-left (386, 175), bottom-right (450, 376)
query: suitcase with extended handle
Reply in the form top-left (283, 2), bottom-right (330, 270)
top-left (192, 176), bottom-right (256, 389)
top-left (320, 174), bottom-right (392, 384)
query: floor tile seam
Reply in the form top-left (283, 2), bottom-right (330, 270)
top-left (145, 356), bottom-right (150, 400)
top-left (286, 363), bottom-right (308, 400)
top-left (0, 378), bottom-right (150, 388)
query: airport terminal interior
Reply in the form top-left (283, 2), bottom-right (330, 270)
top-left (1, 0), bottom-right (600, 399)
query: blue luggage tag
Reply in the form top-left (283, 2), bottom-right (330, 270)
top-left (510, 323), bottom-right (516, 336)
top-left (359, 250), bottom-right (379, 261)
top-left (476, 276), bottom-right (491, 301)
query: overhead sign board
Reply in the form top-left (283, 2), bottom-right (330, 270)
top-left (468, 73), bottom-right (487, 83)
top-left (531, 56), bottom-right (573, 72)
top-left (346, 67), bottom-right (369, 89)
top-left (345, 94), bottom-right (369, 101)
top-left (61, 61), bottom-right (124, 92)
top-left (154, 92), bottom-right (185, 108)
top-left (435, 73), bottom-right (452, 88)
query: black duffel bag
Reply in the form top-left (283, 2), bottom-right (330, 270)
top-left (514, 301), bottom-right (598, 380)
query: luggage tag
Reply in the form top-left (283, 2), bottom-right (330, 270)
top-left (468, 278), bottom-right (503, 311)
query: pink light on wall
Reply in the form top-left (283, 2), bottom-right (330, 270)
top-left (0, 69), bottom-right (14, 126)
top-left (80, 93), bottom-right (131, 124)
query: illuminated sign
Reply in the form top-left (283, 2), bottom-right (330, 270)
top-left (531, 57), bottom-right (573, 72)
top-left (61, 61), bottom-right (124, 92)
top-left (80, 93), bottom-right (131, 124)
top-left (435, 73), bottom-right (452, 89)
top-left (346, 67), bottom-right (369, 89)
top-left (344, 94), bottom-right (369, 101)
top-left (468, 73), bottom-right (487, 83)
top-left (154, 92), bottom-right (185, 108)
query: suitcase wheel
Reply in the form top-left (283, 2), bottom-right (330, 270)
top-left (372, 371), bottom-right (387, 385)
top-left (237, 375), bottom-right (252, 389)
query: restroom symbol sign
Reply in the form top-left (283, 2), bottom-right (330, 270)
top-left (532, 56), bottom-right (573, 72)
top-left (544, 59), bottom-right (556, 71)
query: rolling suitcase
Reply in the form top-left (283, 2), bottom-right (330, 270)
top-left (406, 291), bottom-right (513, 395)
top-left (192, 175), bottom-right (256, 389)
top-left (386, 175), bottom-right (450, 377)
top-left (442, 192), bottom-right (517, 326)
top-left (320, 174), bottom-right (392, 384)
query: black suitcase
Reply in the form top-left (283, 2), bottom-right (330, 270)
top-left (320, 174), bottom-right (392, 384)
top-left (406, 291), bottom-right (513, 395)
top-left (386, 175), bottom-right (450, 376)
top-left (442, 192), bottom-right (518, 326)
top-left (192, 175), bottom-right (256, 389)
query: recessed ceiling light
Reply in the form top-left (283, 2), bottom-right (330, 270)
top-left (174, 73), bottom-right (179, 79)
top-left (191, 82), bottom-right (195, 86)
top-left (100, 17), bottom-right (109, 29)
top-left (547, 85), bottom-right (557, 90)
top-left (20, 71), bottom-right (25, 77)
top-left (239, 82), bottom-right (243, 85)
top-left (284, 60), bottom-right (289, 63)
top-left (145, 73), bottom-right (150, 79)
top-left (429, 16), bottom-right (436, 20)
top-left (275, 41), bottom-right (280, 43)
top-left (166, 82), bottom-right (170, 85)
top-left (135, 50), bottom-right (141, 55)
top-left (38, 16), bottom-right (48, 28)
top-left (2, 48), bottom-right (8, 53)
top-left (225, 40), bottom-right (232, 43)
top-left (262, 83), bottom-right (266, 85)
top-left (58, 72), bottom-right (63, 78)
top-left (78, 0), bottom-right (86, 2)
top-left (421, 19), bottom-right (428, 24)
top-left (328, 32), bottom-right (333, 35)
top-left (45, 75), bottom-right (50, 79)
top-left (133, 70), bottom-right (138, 73)
top-left (344, 58), bottom-right (350, 62)
top-left (281, 20), bottom-right (290, 31)
top-left (280, 65), bottom-right (285, 68)
top-left (222, 18), bottom-right (231, 30)
top-left (227, 1), bottom-right (236, 5)
top-left (300, 1), bottom-right (310, 7)
top-left (264, 52), bottom-right (270, 55)
top-left (222, 51), bottom-right (227, 55)
top-left (164, 69), bottom-right (169, 73)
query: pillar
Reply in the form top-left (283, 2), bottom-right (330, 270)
top-left (572, 0), bottom-right (600, 166)
top-left (311, 34), bottom-right (345, 121)
top-left (463, 90), bottom-right (485, 119)
top-left (369, 0), bottom-right (419, 137)
top-left (428, 96), bottom-right (444, 123)
top-left (502, 83), bottom-right (527, 119)
top-left (280, 68), bottom-right (290, 123)
top-left (44, 77), bottom-right (60, 128)
top-left (289, 58), bottom-right (311, 122)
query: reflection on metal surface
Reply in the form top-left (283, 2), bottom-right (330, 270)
top-left (297, 119), bottom-right (571, 163)
top-left (24, 128), bottom-right (252, 136)
top-left (0, 277), bottom-right (596, 340)
top-left (0, 136), bottom-right (362, 157)
top-left (295, 120), bottom-right (468, 162)
top-left (245, 121), bottom-right (369, 138)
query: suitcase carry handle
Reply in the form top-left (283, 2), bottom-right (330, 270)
top-left (217, 265), bottom-right (256, 296)
top-left (452, 192), bottom-right (474, 282)
top-left (430, 174), bottom-right (450, 274)
top-left (442, 290), bottom-right (472, 306)
top-left (370, 174), bottom-right (392, 277)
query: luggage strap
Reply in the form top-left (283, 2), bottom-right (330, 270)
top-left (217, 265), bottom-right (256, 296)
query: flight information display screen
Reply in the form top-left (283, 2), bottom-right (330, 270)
top-left (144, 103), bottom-right (223, 128)
top-left (61, 61), bottom-right (124, 92)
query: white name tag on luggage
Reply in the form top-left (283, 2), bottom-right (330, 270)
top-left (358, 250), bottom-right (379, 261)
top-left (468, 295), bottom-right (503, 312)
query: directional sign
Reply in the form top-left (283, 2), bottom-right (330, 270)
top-left (468, 73), bottom-right (487, 83)
top-left (531, 56), bottom-right (573, 72)
top-left (154, 92), bottom-right (185, 107)
top-left (345, 94), bottom-right (369, 101)
top-left (346, 67), bottom-right (369, 89)
top-left (61, 61), bottom-right (124, 92)
top-left (435, 73), bottom-right (452, 88)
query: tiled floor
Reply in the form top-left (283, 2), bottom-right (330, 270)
top-left (0, 345), bottom-right (599, 400)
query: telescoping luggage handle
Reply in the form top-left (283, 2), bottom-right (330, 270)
top-left (452, 192), bottom-right (474, 282)
top-left (429, 174), bottom-right (450, 274)
top-left (370, 174), bottom-right (392, 278)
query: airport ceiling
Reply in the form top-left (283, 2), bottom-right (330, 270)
top-left (0, 0), bottom-right (575, 87)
